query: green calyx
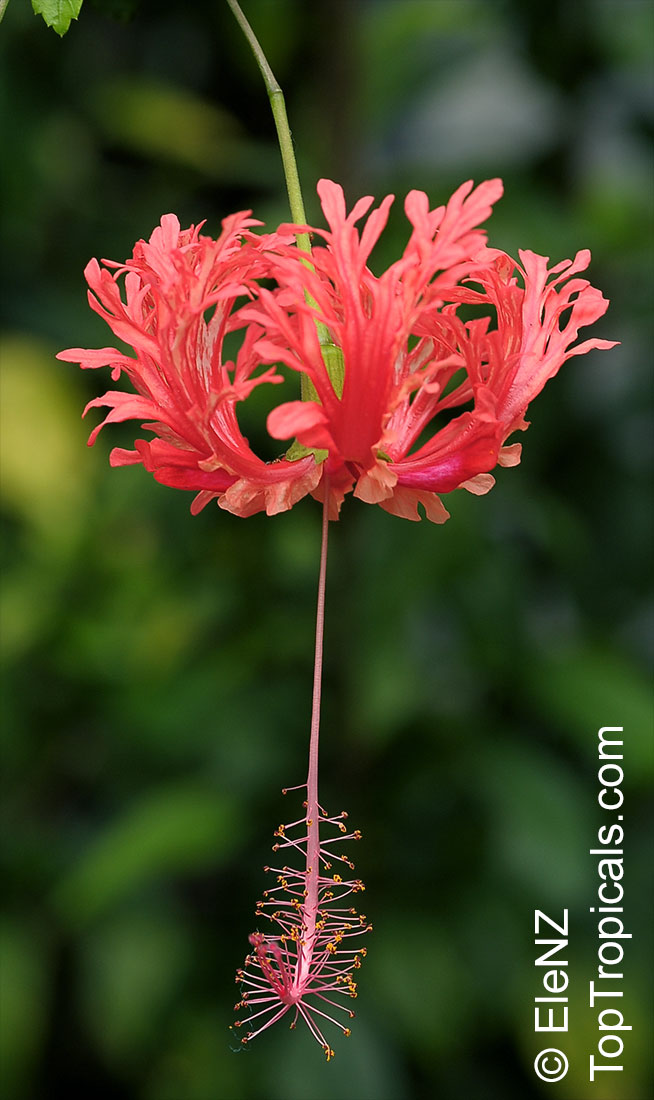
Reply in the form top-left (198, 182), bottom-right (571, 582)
top-left (285, 440), bottom-right (329, 464)
top-left (287, 342), bottom-right (345, 465)
top-left (320, 342), bottom-right (345, 400)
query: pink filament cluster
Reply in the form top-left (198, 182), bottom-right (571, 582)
top-left (232, 790), bottom-right (371, 1059)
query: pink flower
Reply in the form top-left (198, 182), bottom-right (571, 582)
top-left (57, 212), bottom-right (321, 517)
top-left (252, 179), bottom-right (617, 520)
top-left (59, 180), bottom-right (616, 522)
top-left (232, 788), bottom-right (370, 1060)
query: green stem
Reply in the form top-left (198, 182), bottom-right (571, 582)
top-left (0, 0), bottom-right (11, 25)
top-left (225, 0), bottom-right (310, 252)
top-left (225, 0), bottom-right (333, 390)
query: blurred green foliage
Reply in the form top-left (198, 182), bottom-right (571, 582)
top-left (1, 1), bottom-right (652, 1098)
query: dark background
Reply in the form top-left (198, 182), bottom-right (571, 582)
top-left (1, 1), bottom-right (652, 1098)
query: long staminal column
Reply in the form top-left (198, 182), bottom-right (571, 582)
top-left (296, 470), bottom-right (330, 986)
top-left (232, 485), bottom-right (371, 1059)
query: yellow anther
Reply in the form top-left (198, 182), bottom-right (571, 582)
top-left (344, 1028), bottom-right (351, 1038)
top-left (333, 874), bottom-right (342, 883)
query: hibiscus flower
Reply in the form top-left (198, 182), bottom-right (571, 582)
top-left (59, 179), bottom-right (615, 521)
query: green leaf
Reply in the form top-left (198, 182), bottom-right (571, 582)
top-left (31, 0), bottom-right (83, 36)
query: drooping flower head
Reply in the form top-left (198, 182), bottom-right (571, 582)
top-left (59, 180), bottom-right (616, 521)
top-left (232, 787), bottom-right (370, 1059)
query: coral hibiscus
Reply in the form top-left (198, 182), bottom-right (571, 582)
top-left (252, 179), bottom-right (617, 521)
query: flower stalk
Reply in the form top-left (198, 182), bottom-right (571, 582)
top-left (225, 0), bottom-right (310, 251)
top-left (225, 0), bottom-right (333, 407)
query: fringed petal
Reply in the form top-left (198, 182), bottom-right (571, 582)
top-left (378, 487), bottom-right (451, 523)
top-left (219, 457), bottom-right (320, 518)
top-left (267, 400), bottom-right (336, 453)
top-left (353, 460), bottom-right (397, 505)
top-left (462, 473), bottom-right (496, 495)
